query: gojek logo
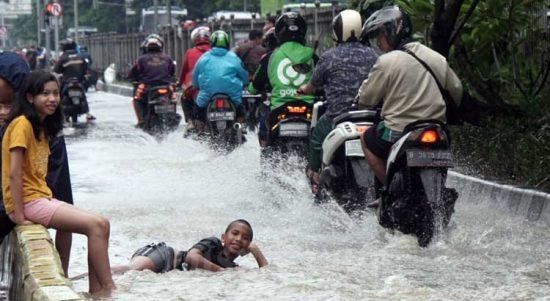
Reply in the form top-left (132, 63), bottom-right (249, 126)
top-left (276, 58), bottom-right (306, 86)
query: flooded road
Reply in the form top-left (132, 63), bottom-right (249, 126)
top-left (66, 91), bottom-right (550, 300)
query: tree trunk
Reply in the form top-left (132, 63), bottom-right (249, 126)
top-left (430, 0), bottom-right (465, 58)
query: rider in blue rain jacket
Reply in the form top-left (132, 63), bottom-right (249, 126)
top-left (192, 30), bottom-right (249, 121)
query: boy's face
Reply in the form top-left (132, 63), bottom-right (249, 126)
top-left (221, 222), bottom-right (252, 257)
top-left (0, 78), bottom-right (14, 126)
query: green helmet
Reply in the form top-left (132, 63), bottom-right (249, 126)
top-left (209, 30), bottom-right (231, 49)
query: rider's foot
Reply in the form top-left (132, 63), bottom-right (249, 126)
top-left (307, 168), bottom-right (320, 194)
top-left (366, 198), bottom-right (380, 209)
top-left (86, 114), bottom-right (96, 121)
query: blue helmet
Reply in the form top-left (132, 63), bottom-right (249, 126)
top-left (0, 51), bottom-right (30, 92)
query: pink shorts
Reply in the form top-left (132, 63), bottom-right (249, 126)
top-left (9, 198), bottom-right (65, 227)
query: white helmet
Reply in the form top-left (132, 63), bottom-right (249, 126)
top-left (144, 34), bottom-right (164, 50)
top-left (332, 9), bottom-right (363, 43)
top-left (190, 26), bottom-right (211, 45)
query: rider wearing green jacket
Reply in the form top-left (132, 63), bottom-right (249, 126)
top-left (249, 12), bottom-right (315, 146)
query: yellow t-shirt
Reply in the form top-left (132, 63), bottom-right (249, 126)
top-left (2, 115), bottom-right (52, 214)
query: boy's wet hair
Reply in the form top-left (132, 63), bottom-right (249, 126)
top-left (225, 219), bottom-right (253, 241)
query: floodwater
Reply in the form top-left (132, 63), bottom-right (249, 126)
top-left (65, 91), bottom-right (550, 300)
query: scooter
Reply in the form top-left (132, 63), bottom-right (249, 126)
top-left (313, 102), bottom-right (379, 212)
top-left (377, 120), bottom-right (458, 247)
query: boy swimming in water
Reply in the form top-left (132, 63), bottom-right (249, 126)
top-left (73, 219), bottom-right (267, 279)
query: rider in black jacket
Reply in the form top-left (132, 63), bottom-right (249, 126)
top-left (127, 34), bottom-right (175, 127)
top-left (54, 39), bottom-right (95, 120)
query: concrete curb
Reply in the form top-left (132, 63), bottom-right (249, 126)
top-left (447, 172), bottom-right (550, 223)
top-left (98, 81), bottom-right (550, 223)
top-left (8, 225), bottom-right (82, 301)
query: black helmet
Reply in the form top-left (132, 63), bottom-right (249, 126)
top-left (61, 39), bottom-right (77, 52)
top-left (332, 9), bottom-right (362, 43)
top-left (262, 27), bottom-right (278, 51)
top-left (275, 12), bottom-right (307, 44)
top-left (359, 6), bottom-right (412, 49)
top-left (359, 0), bottom-right (395, 19)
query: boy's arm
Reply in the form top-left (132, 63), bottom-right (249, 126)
top-left (247, 242), bottom-right (268, 268)
top-left (9, 147), bottom-right (32, 225)
top-left (184, 248), bottom-right (224, 272)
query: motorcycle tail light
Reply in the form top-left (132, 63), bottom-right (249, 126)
top-left (356, 126), bottom-right (369, 134)
top-left (157, 88), bottom-right (168, 94)
top-left (419, 130), bottom-right (438, 143)
top-left (287, 106), bottom-right (307, 114)
top-left (216, 99), bottom-right (226, 109)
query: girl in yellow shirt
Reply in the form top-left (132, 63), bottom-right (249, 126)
top-left (1, 71), bottom-right (115, 298)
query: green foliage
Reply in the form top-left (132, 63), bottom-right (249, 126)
top-left (11, 7), bottom-right (37, 45)
top-left (461, 0), bottom-right (548, 114)
top-left (451, 116), bottom-right (550, 191)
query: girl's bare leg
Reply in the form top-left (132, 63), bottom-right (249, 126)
top-left (55, 230), bottom-right (72, 277)
top-left (49, 204), bottom-right (115, 296)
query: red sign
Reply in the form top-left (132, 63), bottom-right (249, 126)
top-left (45, 2), bottom-right (63, 17)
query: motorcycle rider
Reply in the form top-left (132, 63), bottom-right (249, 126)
top-left (356, 6), bottom-right (463, 185)
top-left (191, 30), bottom-right (249, 127)
top-left (248, 12), bottom-right (316, 147)
top-left (297, 9), bottom-right (378, 191)
top-left (177, 26), bottom-right (211, 131)
top-left (54, 39), bottom-right (95, 120)
top-left (127, 34), bottom-right (175, 127)
top-left (232, 29), bottom-right (266, 78)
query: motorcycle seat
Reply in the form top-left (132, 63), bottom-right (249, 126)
top-left (332, 110), bottom-right (379, 127)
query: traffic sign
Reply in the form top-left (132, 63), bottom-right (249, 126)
top-left (45, 2), bottom-right (63, 17)
top-left (51, 2), bottom-right (63, 17)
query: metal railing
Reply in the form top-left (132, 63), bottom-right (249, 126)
top-left (80, 8), bottom-right (339, 79)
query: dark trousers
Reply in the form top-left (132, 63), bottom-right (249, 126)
top-left (308, 115), bottom-right (333, 172)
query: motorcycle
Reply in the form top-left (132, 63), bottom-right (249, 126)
top-left (141, 85), bottom-right (181, 137)
top-left (377, 120), bottom-right (458, 247)
top-left (313, 102), bottom-right (379, 212)
top-left (241, 90), bottom-right (263, 132)
top-left (60, 78), bottom-right (88, 124)
top-left (204, 93), bottom-right (244, 151)
top-left (263, 99), bottom-right (313, 160)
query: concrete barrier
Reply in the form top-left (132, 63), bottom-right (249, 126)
top-left (448, 172), bottom-right (550, 223)
top-left (1, 225), bottom-right (82, 301)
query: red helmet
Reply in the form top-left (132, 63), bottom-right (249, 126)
top-left (182, 20), bottom-right (196, 31)
top-left (191, 26), bottom-right (211, 45)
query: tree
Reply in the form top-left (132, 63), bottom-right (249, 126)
top-left (353, 0), bottom-right (549, 119)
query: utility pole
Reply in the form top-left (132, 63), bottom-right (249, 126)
top-left (37, 0), bottom-right (42, 46)
top-left (167, 0), bottom-right (172, 27)
top-left (153, 0), bottom-right (158, 31)
top-left (74, 0), bottom-right (78, 43)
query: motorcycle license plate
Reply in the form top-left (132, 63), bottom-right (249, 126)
top-left (154, 104), bottom-right (174, 114)
top-left (406, 149), bottom-right (453, 167)
top-left (71, 97), bottom-right (80, 105)
top-left (208, 111), bottom-right (234, 121)
top-left (345, 139), bottom-right (364, 157)
top-left (279, 122), bottom-right (308, 137)
top-left (68, 90), bottom-right (82, 97)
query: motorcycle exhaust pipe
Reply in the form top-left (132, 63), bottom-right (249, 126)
top-left (234, 123), bottom-right (243, 144)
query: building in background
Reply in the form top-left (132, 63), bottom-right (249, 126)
top-left (0, 0), bottom-right (32, 48)
top-left (260, 0), bottom-right (341, 16)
